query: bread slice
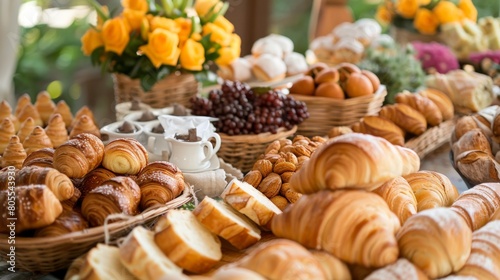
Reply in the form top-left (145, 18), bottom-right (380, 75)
top-left (193, 197), bottom-right (261, 250)
top-left (154, 209), bottom-right (222, 274)
top-left (221, 179), bottom-right (282, 230)
top-left (75, 244), bottom-right (136, 280)
top-left (119, 226), bottom-right (184, 280)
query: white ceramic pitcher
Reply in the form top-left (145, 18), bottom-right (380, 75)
top-left (164, 133), bottom-right (221, 172)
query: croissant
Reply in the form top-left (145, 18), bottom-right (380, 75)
top-left (77, 167), bottom-right (116, 202)
top-left (45, 113), bottom-right (69, 148)
top-left (35, 91), bottom-right (56, 125)
top-left (0, 136), bottom-right (27, 169)
top-left (364, 258), bottom-right (429, 280)
top-left (271, 190), bottom-right (401, 268)
top-left (14, 93), bottom-right (32, 117)
top-left (451, 183), bottom-right (500, 231)
top-left (309, 250), bottom-right (352, 280)
top-left (493, 207), bottom-right (500, 221)
top-left (290, 133), bottom-right (420, 194)
top-left (328, 126), bottom-right (353, 139)
top-left (0, 118), bottom-right (16, 154)
top-left (81, 176), bottom-right (141, 227)
top-left (136, 161), bottom-right (185, 210)
top-left (34, 208), bottom-right (88, 237)
top-left (0, 100), bottom-right (19, 132)
top-left (455, 150), bottom-right (500, 186)
top-left (357, 116), bottom-right (405, 146)
top-left (18, 103), bottom-right (43, 127)
top-left (456, 220), bottom-right (500, 280)
top-left (62, 186), bottom-right (81, 210)
top-left (418, 88), bottom-right (454, 121)
top-left (52, 100), bottom-right (73, 128)
top-left (395, 91), bottom-right (443, 126)
top-left (22, 147), bottom-right (54, 168)
top-left (0, 184), bottom-right (63, 233)
top-left (373, 176), bottom-right (418, 225)
top-left (71, 106), bottom-right (96, 130)
top-left (17, 117), bottom-right (35, 143)
top-left (102, 138), bottom-right (148, 175)
top-left (379, 104), bottom-right (427, 136)
top-left (54, 133), bottom-right (104, 178)
top-left (69, 115), bottom-right (100, 139)
top-left (404, 171), bottom-right (459, 211)
top-left (397, 207), bottom-right (471, 278)
top-left (23, 126), bottom-right (53, 156)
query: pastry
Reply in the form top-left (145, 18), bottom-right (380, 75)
top-left (403, 171), bottom-right (459, 211)
top-left (397, 207), bottom-right (471, 279)
top-left (22, 148), bottom-right (54, 168)
top-left (395, 91), bottom-right (443, 126)
top-left (23, 126), bottom-right (53, 156)
top-left (34, 208), bottom-right (88, 237)
top-left (0, 136), bottom-right (26, 169)
top-left (102, 138), bottom-right (148, 175)
top-left (72, 105), bottom-right (96, 129)
top-left (492, 106), bottom-right (500, 137)
top-left (77, 167), bottom-right (116, 202)
top-left (17, 117), bottom-right (35, 143)
top-left (61, 186), bottom-right (81, 210)
top-left (251, 37), bottom-right (284, 58)
top-left (154, 209), bottom-right (222, 274)
top-left (455, 150), bottom-right (500, 186)
top-left (69, 115), bottom-right (100, 139)
top-left (52, 100), bottom-right (73, 128)
top-left (0, 100), bottom-right (19, 131)
top-left (0, 184), bottom-right (63, 233)
top-left (14, 93), bottom-right (31, 118)
top-left (54, 133), bottom-right (104, 178)
top-left (357, 116), bottom-right (405, 146)
top-left (34, 91), bottom-right (56, 125)
top-left (45, 113), bottom-right (69, 148)
top-left (290, 133), bottom-right (420, 193)
top-left (284, 52), bottom-right (308, 76)
top-left (418, 88), bottom-right (454, 121)
top-left (271, 190), bottom-right (400, 268)
top-left (210, 267), bottom-right (266, 280)
top-left (267, 34), bottom-right (294, 56)
top-left (373, 176), bottom-right (418, 225)
top-left (0, 118), bottom-right (16, 154)
top-left (17, 103), bottom-right (43, 127)
top-left (309, 250), bottom-right (351, 280)
top-left (252, 53), bottom-right (287, 82)
top-left (364, 258), bottom-right (429, 280)
top-left (331, 37), bottom-right (364, 64)
top-left (328, 126), bottom-right (353, 138)
top-left (81, 176), bottom-right (141, 227)
top-left (452, 129), bottom-right (492, 160)
top-left (217, 57), bottom-right (253, 82)
top-left (378, 104), bottom-right (427, 135)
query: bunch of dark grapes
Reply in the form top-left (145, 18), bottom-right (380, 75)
top-left (280, 94), bottom-right (309, 130)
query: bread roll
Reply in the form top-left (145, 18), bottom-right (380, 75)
top-left (310, 250), bottom-right (351, 280)
top-left (454, 116), bottom-right (480, 142)
top-left (373, 176), bottom-right (417, 224)
top-left (45, 113), bottom-right (69, 148)
top-left (455, 150), bottom-right (500, 186)
top-left (419, 88), bottom-right (454, 121)
top-left (0, 118), bottom-right (16, 154)
top-left (452, 129), bottom-right (492, 159)
top-left (22, 147), bottom-right (54, 168)
top-left (290, 133), bottom-right (420, 193)
top-left (54, 133), bottom-right (104, 178)
top-left (395, 91), bottom-right (443, 126)
top-left (102, 138), bottom-right (148, 175)
top-left (34, 208), bottom-right (88, 237)
top-left (34, 91), bottom-right (56, 125)
top-left (365, 258), bottom-right (429, 280)
top-left (0, 135), bottom-right (26, 169)
top-left (404, 171), bottom-right (459, 211)
top-left (358, 116), bottom-right (405, 146)
top-left (379, 104), bottom-right (427, 135)
top-left (17, 117), bottom-right (35, 143)
top-left (23, 126), bottom-right (53, 156)
top-left (396, 208), bottom-right (472, 278)
top-left (154, 209), bottom-right (222, 274)
top-left (217, 57), bottom-right (253, 82)
top-left (252, 54), bottom-right (287, 82)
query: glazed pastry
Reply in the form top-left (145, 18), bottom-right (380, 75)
top-left (34, 208), bottom-right (88, 237)
top-left (309, 250), bottom-right (351, 280)
top-left (22, 147), bottom-right (54, 168)
top-left (373, 176), bottom-right (418, 225)
top-left (284, 52), bottom-right (308, 76)
top-left (252, 53), bottom-right (287, 82)
top-left (0, 100), bottom-right (19, 131)
top-left (17, 103), bottom-right (43, 127)
top-left (267, 34), bottom-right (294, 56)
top-left (154, 209), bottom-right (222, 274)
top-left (52, 100), bottom-right (73, 128)
top-left (403, 171), bottom-right (459, 211)
top-left (357, 116), bottom-right (405, 146)
top-left (418, 88), bottom-right (454, 121)
top-left (14, 93), bottom-right (32, 118)
top-left (81, 176), bottom-right (141, 227)
top-left (135, 161), bottom-right (184, 210)
top-left (290, 133), bottom-right (420, 193)
top-left (45, 113), bottom-right (69, 148)
top-left (17, 117), bottom-right (35, 143)
top-left (0, 184), bottom-right (63, 233)
top-left (54, 133), bottom-right (104, 178)
top-left (379, 104), bottom-right (427, 135)
top-left (331, 37), bottom-right (364, 64)
top-left (451, 183), bottom-right (500, 231)
top-left (69, 115), bottom-right (100, 139)
top-left (78, 167), bottom-right (116, 202)
top-left (251, 37), bottom-right (284, 58)
top-left (0, 118), bottom-right (16, 154)
top-left (455, 150), bottom-right (500, 186)
top-left (395, 91), bottom-right (443, 126)
top-left (102, 138), bottom-right (148, 175)
top-left (23, 126), bottom-right (53, 156)
top-left (0, 136), bottom-right (26, 169)
top-left (72, 106), bottom-right (96, 129)
top-left (217, 57), bottom-right (253, 82)
top-left (396, 208), bottom-right (472, 278)
top-left (34, 91), bottom-right (56, 125)
top-left (364, 259), bottom-right (429, 280)
top-left (271, 190), bottom-right (401, 268)
top-left (452, 129), bottom-right (492, 159)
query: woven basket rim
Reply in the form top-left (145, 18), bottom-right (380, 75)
top-left (290, 84), bottom-right (386, 105)
top-left (404, 117), bottom-right (456, 158)
top-left (219, 126), bottom-right (298, 143)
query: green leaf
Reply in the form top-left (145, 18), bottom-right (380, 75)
top-left (87, 0), bottom-right (109, 22)
top-left (141, 74), bottom-right (157, 92)
top-left (90, 46), bottom-right (104, 66)
top-left (157, 67), bottom-right (171, 80)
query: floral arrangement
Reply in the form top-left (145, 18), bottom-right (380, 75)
top-left (81, 0), bottom-right (241, 90)
top-left (376, 0), bottom-right (478, 35)
top-left (411, 41), bottom-right (459, 74)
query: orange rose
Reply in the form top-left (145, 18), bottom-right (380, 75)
top-left (175, 17), bottom-right (192, 46)
top-left (375, 5), bottom-right (392, 25)
top-left (140, 29), bottom-right (180, 68)
top-left (102, 18), bottom-right (130, 55)
top-left (203, 23), bottom-right (231, 46)
top-left (458, 0), bottom-right (477, 22)
top-left (121, 0), bottom-right (148, 13)
top-left (195, 0), bottom-right (223, 18)
top-left (433, 1), bottom-right (462, 24)
top-left (414, 8), bottom-right (439, 35)
top-left (81, 28), bottom-right (103, 56)
top-left (214, 16), bottom-right (234, 34)
top-left (150, 16), bottom-right (180, 33)
top-left (180, 39), bottom-right (205, 71)
top-left (123, 8), bottom-right (145, 31)
top-left (396, 0), bottom-right (419, 19)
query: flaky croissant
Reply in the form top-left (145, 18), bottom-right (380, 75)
top-left (0, 101), bottom-right (19, 132)
top-left (0, 118), bottom-right (16, 154)
top-left (395, 91), bottom-right (443, 126)
top-left (290, 133), bottom-right (420, 193)
top-left (23, 126), bottom-right (53, 156)
top-left (77, 167), bottom-right (116, 202)
top-left (69, 115), bottom-right (100, 139)
top-left (54, 133), bottom-right (104, 178)
top-left (309, 250), bottom-right (352, 280)
top-left (357, 116), bottom-right (405, 146)
top-left (1, 136), bottom-right (26, 169)
top-left (45, 113), bottom-right (69, 148)
top-left (373, 176), bottom-right (418, 225)
top-left (22, 147), bottom-right (54, 168)
top-left (418, 88), bottom-right (454, 121)
top-left (379, 103), bottom-right (427, 135)
top-left (71, 106), bottom-right (96, 130)
top-left (397, 208), bottom-right (471, 279)
top-left (136, 161), bottom-right (185, 210)
top-left (52, 100), bottom-right (73, 128)
top-left (34, 208), bottom-right (88, 237)
top-left (17, 117), bottom-right (35, 143)
top-left (14, 93), bottom-right (31, 118)
top-left (18, 103), bottom-right (43, 127)
top-left (403, 171), bottom-right (459, 211)
top-left (34, 91), bottom-right (56, 125)
top-left (102, 138), bottom-right (148, 175)
top-left (364, 259), bottom-right (429, 280)
top-left (271, 190), bottom-right (401, 268)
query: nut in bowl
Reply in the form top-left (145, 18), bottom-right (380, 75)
top-left (99, 121), bottom-right (144, 144)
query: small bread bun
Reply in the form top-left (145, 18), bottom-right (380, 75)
top-left (251, 38), bottom-right (283, 58)
top-left (332, 38), bottom-right (364, 64)
top-left (252, 54), bottom-right (287, 82)
top-left (284, 52), bottom-right (308, 76)
top-left (267, 34), bottom-right (294, 56)
top-left (218, 58), bottom-right (253, 82)
top-left (315, 82), bottom-right (345, 99)
top-left (331, 22), bottom-right (358, 42)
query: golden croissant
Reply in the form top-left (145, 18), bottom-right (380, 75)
top-left (1, 136), bottom-right (27, 169)
top-left (378, 103), bottom-right (427, 135)
top-left (364, 258), bottom-right (429, 280)
top-left (271, 190), bottom-right (401, 268)
top-left (309, 250), bottom-right (351, 280)
top-left (396, 207), bottom-right (471, 279)
top-left (0, 100), bottom-right (19, 132)
top-left (102, 138), bottom-right (148, 175)
top-left (357, 116), bottom-right (406, 146)
top-left (373, 176), bottom-right (418, 225)
top-left (404, 171), bottom-right (459, 211)
top-left (290, 133), bottom-right (420, 193)
top-left (69, 115), bottom-right (100, 139)
top-left (35, 91), bottom-right (56, 125)
top-left (14, 93), bottom-right (32, 118)
top-left (52, 100), bottom-right (73, 128)
top-left (395, 91), bottom-right (443, 126)
top-left (23, 126), bottom-right (53, 156)
top-left (17, 104), bottom-right (43, 127)
top-left (54, 133), bottom-right (104, 178)
top-left (78, 167), bottom-right (116, 202)
top-left (22, 147), bottom-right (54, 168)
top-left (0, 118), bottom-right (16, 154)
top-left (418, 88), bottom-right (454, 121)
top-left (17, 117), bottom-right (35, 143)
top-left (72, 106), bottom-right (96, 130)
top-left (45, 113), bottom-right (69, 148)
top-left (34, 208), bottom-right (88, 237)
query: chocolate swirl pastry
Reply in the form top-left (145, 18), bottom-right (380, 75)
top-left (137, 110), bottom-right (157, 122)
top-left (117, 121), bottom-right (137, 133)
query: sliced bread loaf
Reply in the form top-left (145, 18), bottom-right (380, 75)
top-left (76, 244), bottom-right (136, 280)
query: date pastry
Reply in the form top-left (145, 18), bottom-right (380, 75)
top-left (0, 118), bottom-right (16, 154)
top-left (17, 117), bottom-right (35, 143)
top-left (45, 113), bottom-right (69, 148)
top-left (54, 133), bottom-right (104, 178)
top-left (102, 138), bottom-right (148, 175)
top-left (34, 91), bottom-right (56, 125)
top-left (69, 115), bottom-right (100, 139)
top-left (0, 136), bottom-right (27, 169)
top-left (22, 148), bottom-right (54, 168)
top-left (23, 126), bottom-right (53, 156)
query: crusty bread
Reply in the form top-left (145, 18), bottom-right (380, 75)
top-left (154, 209), bottom-right (222, 274)
top-left (221, 179), bottom-right (282, 230)
top-left (119, 226), bottom-right (183, 280)
top-left (193, 196), bottom-right (261, 250)
top-left (74, 244), bottom-right (136, 280)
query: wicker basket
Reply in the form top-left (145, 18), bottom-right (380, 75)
top-left (404, 118), bottom-right (456, 159)
top-left (218, 126), bottom-right (298, 173)
top-left (290, 85), bottom-right (387, 138)
top-left (113, 73), bottom-right (199, 109)
top-left (0, 186), bottom-right (193, 273)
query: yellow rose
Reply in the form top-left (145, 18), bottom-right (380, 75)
top-left (396, 0), bottom-right (419, 19)
top-left (97, 6), bottom-right (109, 29)
top-left (175, 17), bottom-right (192, 46)
top-left (375, 5), bottom-right (392, 25)
top-left (433, 1), bottom-right (461, 24)
top-left (150, 16), bottom-right (180, 33)
top-left (123, 8), bottom-right (145, 31)
top-left (229, 33), bottom-right (241, 55)
top-left (121, 0), bottom-right (148, 13)
top-left (458, 0), bottom-right (477, 22)
top-left (81, 28), bottom-right (103, 56)
top-left (195, 0), bottom-right (223, 18)
top-left (418, 0), bottom-right (431, 5)
top-left (414, 8), bottom-right (439, 35)
top-left (140, 29), bottom-right (180, 68)
top-left (180, 39), bottom-right (205, 71)
top-left (214, 16), bottom-right (234, 34)
top-left (216, 47), bottom-right (238, 66)
top-left (102, 18), bottom-right (130, 55)
top-left (203, 23), bottom-right (231, 46)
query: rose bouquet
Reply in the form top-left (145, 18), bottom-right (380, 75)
top-left (376, 0), bottom-right (477, 35)
top-left (81, 0), bottom-right (240, 90)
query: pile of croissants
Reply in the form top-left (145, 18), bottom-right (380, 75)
top-left (328, 88), bottom-right (454, 146)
